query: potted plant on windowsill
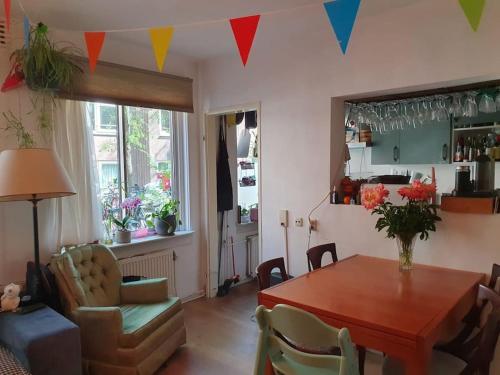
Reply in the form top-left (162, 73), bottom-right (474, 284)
top-left (153, 199), bottom-right (180, 236)
top-left (112, 216), bottom-right (135, 244)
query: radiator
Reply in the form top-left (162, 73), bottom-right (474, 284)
top-left (246, 235), bottom-right (259, 278)
top-left (118, 250), bottom-right (177, 297)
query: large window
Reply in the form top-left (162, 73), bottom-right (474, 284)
top-left (88, 102), bottom-right (189, 238)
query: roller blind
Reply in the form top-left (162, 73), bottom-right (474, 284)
top-left (59, 56), bottom-right (194, 113)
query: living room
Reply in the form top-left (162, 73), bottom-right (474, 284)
top-left (0, 1), bottom-right (499, 374)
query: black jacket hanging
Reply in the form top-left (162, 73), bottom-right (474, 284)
top-left (217, 116), bottom-right (233, 212)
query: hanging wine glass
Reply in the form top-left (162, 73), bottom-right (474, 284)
top-left (435, 95), bottom-right (450, 122)
top-left (464, 91), bottom-right (478, 118)
top-left (449, 93), bottom-right (464, 118)
top-left (478, 92), bottom-right (496, 113)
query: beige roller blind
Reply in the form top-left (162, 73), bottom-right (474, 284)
top-left (59, 56), bottom-right (194, 113)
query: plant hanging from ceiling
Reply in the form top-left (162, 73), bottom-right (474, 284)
top-left (10, 22), bottom-right (82, 131)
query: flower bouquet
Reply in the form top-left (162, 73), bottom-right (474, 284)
top-left (361, 181), bottom-right (441, 271)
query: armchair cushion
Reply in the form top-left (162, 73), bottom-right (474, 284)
top-left (60, 245), bottom-right (122, 307)
top-left (119, 297), bottom-right (182, 349)
top-left (120, 278), bottom-right (168, 304)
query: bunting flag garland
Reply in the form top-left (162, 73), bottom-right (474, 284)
top-left (459, 0), bottom-right (486, 32)
top-left (23, 16), bottom-right (30, 48)
top-left (229, 15), bottom-right (261, 66)
top-left (149, 26), bottom-right (174, 72)
top-left (3, 0), bottom-right (10, 32)
top-left (323, 0), bottom-right (361, 54)
top-left (84, 32), bottom-right (106, 73)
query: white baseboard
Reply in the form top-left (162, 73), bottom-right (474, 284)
top-left (180, 290), bottom-right (205, 303)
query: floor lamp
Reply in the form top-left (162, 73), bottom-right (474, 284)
top-left (0, 148), bottom-right (76, 302)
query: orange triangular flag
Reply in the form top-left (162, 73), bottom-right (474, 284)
top-left (229, 15), bottom-right (260, 66)
top-left (149, 26), bottom-right (174, 72)
top-left (3, 0), bottom-right (10, 32)
top-left (84, 32), bottom-right (106, 73)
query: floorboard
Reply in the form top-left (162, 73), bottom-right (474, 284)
top-left (157, 280), bottom-right (385, 375)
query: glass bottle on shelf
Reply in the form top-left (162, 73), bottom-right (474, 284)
top-left (463, 137), bottom-right (471, 162)
top-left (455, 137), bottom-right (464, 162)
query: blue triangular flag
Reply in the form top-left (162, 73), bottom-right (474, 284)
top-left (324, 0), bottom-right (361, 54)
top-left (23, 16), bottom-right (30, 48)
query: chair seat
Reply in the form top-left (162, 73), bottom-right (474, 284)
top-left (382, 350), bottom-right (466, 375)
top-left (118, 297), bottom-right (182, 348)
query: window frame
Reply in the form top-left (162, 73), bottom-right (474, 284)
top-left (89, 102), bottom-right (190, 232)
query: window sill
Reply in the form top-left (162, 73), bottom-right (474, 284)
top-left (107, 230), bottom-right (194, 250)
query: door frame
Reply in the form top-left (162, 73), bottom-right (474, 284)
top-left (203, 102), bottom-right (262, 298)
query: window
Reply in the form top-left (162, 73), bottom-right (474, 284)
top-left (159, 110), bottom-right (172, 136)
top-left (91, 103), bottom-right (118, 132)
top-left (88, 102), bottom-right (190, 237)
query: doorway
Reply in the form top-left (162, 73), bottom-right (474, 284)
top-left (204, 104), bottom-right (261, 298)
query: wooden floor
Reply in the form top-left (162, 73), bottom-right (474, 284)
top-left (157, 281), bottom-right (260, 375)
top-left (157, 280), bottom-right (384, 375)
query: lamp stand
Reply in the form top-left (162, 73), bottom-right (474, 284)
top-left (25, 197), bottom-right (45, 303)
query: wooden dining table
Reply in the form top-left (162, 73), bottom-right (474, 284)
top-left (257, 255), bottom-right (485, 375)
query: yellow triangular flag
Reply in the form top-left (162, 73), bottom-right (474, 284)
top-left (149, 26), bottom-right (174, 72)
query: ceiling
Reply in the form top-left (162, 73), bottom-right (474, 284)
top-left (14, 0), bottom-right (422, 60)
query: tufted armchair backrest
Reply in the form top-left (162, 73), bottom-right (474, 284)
top-left (57, 244), bottom-right (122, 307)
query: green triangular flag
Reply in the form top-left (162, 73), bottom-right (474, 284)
top-left (459, 0), bottom-right (486, 31)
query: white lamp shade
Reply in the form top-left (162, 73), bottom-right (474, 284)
top-left (0, 148), bottom-right (76, 202)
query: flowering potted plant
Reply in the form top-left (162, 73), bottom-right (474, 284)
top-left (112, 197), bottom-right (141, 243)
top-left (362, 181), bottom-right (441, 271)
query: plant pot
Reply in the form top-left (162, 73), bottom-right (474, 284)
top-left (396, 234), bottom-right (417, 271)
top-left (115, 230), bottom-right (132, 244)
top-left (155, 215), bottom-right (177, 236)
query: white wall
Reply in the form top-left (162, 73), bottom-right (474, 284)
top-left (0, 24), bottom-right (205, 300)
top-left (200, 0), bottom-right (500, 277)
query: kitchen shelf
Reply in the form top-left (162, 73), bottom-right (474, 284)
top-left (453, 124), bottom-right (500, 132)
top-left (347, 142), bottom-right (370, 149)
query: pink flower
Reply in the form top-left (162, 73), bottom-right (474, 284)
top-left (121, 197), bottom-right (142, 210)
top-left (398, 180), bottom-right (436, 201)
top-left (362, 184), bottom-right (389, 210)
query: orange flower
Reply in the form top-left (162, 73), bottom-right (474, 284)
top-left (398, 180), bottom-right (436, 201)
top-left (362, 184), bottom-right (389, 210)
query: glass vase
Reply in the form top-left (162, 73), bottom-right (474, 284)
top-left (396, 234), bottom-right (417, 271)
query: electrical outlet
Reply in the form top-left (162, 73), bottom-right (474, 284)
top-left (280, 210), bottom-right (288, 227)
top-left (295, 218), bottom-right (303, 227)
top-left (309, 219), bottom-right (318, 231)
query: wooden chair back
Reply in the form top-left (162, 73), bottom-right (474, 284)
top-left (254, 304), bottom-right (359, 375)
top-left (438, 285), bottom-right (500, 375)
top-left (306, 243), bottom-right (338, 272)
top-left (488, 263), bottom-right (500, 291)
top-left (256, 257), bottom-right (288, 291)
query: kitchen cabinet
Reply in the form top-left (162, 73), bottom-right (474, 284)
top-left (371, 119), bottom-right (451, 165)
top-left (372, 130), bottom-right (400, 165)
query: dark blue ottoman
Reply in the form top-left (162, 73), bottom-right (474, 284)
top-left (0, 306), bottom-right (81, 375)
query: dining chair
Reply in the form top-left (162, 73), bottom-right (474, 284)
top-left (488, 263), bottom-right (499, 292)
top-left (254, 304), bottom-right (359, 375)
top-left (306, 243), bottom-right (338, 272)
top-left (256, 257), bottom-right (289, 291)
top-left (383, 284), bottom-right (500, 375)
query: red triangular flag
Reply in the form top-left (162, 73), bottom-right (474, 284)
top-left (4, 0), bottom-right (10, 32)
top-left (84, 32), bottom-right (106, 73)
top-left (229, 15), bottom-right (260, 66)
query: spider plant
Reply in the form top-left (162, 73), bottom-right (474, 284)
top-left (11, 22), bottom-right (82, 130)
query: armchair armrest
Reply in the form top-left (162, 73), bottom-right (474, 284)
top-left (72, 306), bottom-right (122, 362)
top-left (120, 278), bottom-right (168, 304)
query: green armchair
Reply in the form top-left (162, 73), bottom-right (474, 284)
top-left (50, 244), bottom-right (186, 375)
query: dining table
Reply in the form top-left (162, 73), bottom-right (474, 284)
top-left (257, 254), bottom-right (485, 375)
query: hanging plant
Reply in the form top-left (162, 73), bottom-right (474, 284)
top-left (12, 23), bottom-right (82, 92)
top-left (10, 22), bottom-right (82, 131)
top-left (2, 111), bottom-right (35, 148)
